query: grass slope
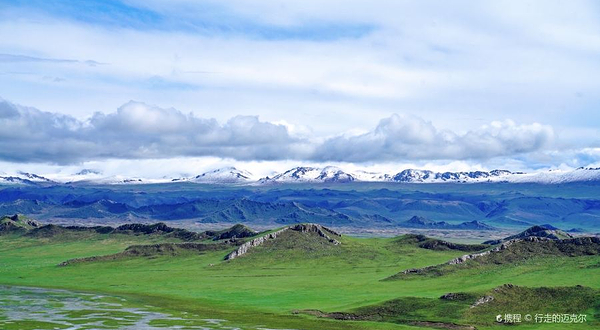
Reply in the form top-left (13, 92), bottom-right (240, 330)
top-left (389, 236), bottom-right (600, 279)
top-left (0, 223), bottom-right (598, 329)
top-left (317, 284), bottom-right (599, 329)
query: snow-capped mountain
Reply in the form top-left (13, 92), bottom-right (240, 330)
top-left (258, 166), bottom-right (355, 184)
top-left (389, 169), bottom-right (515, 183)
top-left (258, 167), bottom-right (517, 184)
top-left (183, 167), bottom-right (253, 184)
top-left (69, 175), bottom-right (164, 185)
top-left (352, 170), bottom-right (393, 182)
top-left (77, 167), bottom-right (253, 185)
top-left (1, 166), bottom-right (599, 186)
top-left (256, 167), bottom-right (600, 184)
top-left (0, 172), bottom-right (55, 185)
top-left (501, 167), bottom-right (600, 184)
top-left (75, 169), bottom-right (101, 176)
top-left (49, 170), bottom-right (166, 185)
top-left (317, 166), bottom-right (356, 182)
top-left (17, 172), bottom-right (54, 182)
top-left (0, 176), bottom-right (35, 185)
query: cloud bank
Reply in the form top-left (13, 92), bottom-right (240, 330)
top-left (313, 114), bottom-right (554, 162)
top-left (0, 99), bottom-right (555, 164)
top-left (0, 99), bottom-right (308, 163)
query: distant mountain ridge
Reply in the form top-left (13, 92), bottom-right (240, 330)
top-left (238, 166), bottom-right (599, 184)
top-left (173, 167), bottom-right (252, 184)
top-left (2, 166), bottom-right (600, 185)
top-left (390, 169), bottom-right (515, 183)
top-left (259, 166), bottom-right (356, 184)
top-left (1, 182), bottom-right (600, 231)
top-left (400, 216), bottom-right (497, 230)
top-left (0, 172), bottom-right (55, 185)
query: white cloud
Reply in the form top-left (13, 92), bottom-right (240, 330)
top-left (313, 114), bottom-right (554, 162)
top-left (0, 98), bottom-right (557, 165)
top-left (0, 99), bottom-right (304, 163)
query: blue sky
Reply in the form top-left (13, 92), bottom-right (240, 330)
top-left (0, 0), bottom-right (599, 177)
top-left (3, 0), bottom-right (375, 40)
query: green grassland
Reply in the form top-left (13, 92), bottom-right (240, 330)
top-left (0, 224), bottom-right (599, 330)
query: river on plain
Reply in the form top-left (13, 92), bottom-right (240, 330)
top-left (0, 286), bottom-right (293, 330)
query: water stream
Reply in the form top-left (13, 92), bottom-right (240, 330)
top-left (0, 286), bottom-right (293, 330)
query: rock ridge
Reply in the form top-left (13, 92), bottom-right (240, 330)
top-left (225, 223), bottom-right (341, 260)
top-left (399, 236), bottom-right (600, 275)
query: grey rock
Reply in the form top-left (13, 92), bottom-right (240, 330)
top-left (225, 223), bottom-right (341, 260)
top-left (471, 295), bottom-right (494, 308)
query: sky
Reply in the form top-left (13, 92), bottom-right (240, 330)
top-left (0, 0), bottom-right (599, 178)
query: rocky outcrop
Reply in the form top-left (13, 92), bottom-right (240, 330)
top-left (0, 214), bottom-right (41, 233)
top-left (449, 236), bottom-right (600, 265)
top-left (470, 284), bottom-right (511, 308)
top-left (400, 238), bottom-right (528, 275)
top-left (440, 292), bottom-right (470, 300)
top-left (398, 236), bottom-right (600, 276)
top-left (224, 223), bottom-right (341, 260)
top-left (470, 295), bottom-right (494, 308)
top-left (484, 225), bottom-right (573, 244)
top-left (447, 239), bottom-right (517, 265)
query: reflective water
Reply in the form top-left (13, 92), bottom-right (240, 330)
top-left (0, 286), bottom-right (293, 330)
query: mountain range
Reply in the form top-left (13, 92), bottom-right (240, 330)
top-left (172, 167), bottom-right (253, 184)
top-left (400, 216), bottom-right (497, 230)
top-left (2, 166), bottom-right (600, 186)
top-left (0, 181), bottom-right (599, 231)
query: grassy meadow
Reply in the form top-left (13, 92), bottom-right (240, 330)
top-left (0, 227), bottom-right (598, 329)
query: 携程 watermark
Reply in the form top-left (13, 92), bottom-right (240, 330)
top-left (496, 313), bottom-right (587, 324)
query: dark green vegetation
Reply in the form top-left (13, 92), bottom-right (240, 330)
top-left (1, 181), bottom-right (600, 231)
top-left (314, 284), bottom-right (599, 329)
top-left (463, 285), bottom-right (600, 326)
top-left (398, 234), bottom-right (489, 252)
top-left (1, 218), bottom-right (599, 329)
top-left (302, 292), bottom-right (480, 329)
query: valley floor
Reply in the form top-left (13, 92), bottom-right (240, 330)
top-left (0, 230), bottom-right (598, 330)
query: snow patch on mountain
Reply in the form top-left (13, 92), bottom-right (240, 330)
top-left (502, 167), bottom-right (600, 184)
top-left (258, 167), bottom-right (518, 184)
top-left (180, 167), bottom-right (253, 184)
top-left (2, 166), bottom-right (599, 186)
top-left (258, 166), bottom-right (356, 184)
top-left (0, 172), bottom-right (55, 185)
top-left (70, 175), bottom-right (170, 185)
top-left (389, 169), bottom-right (515, 183)
top-left (352, 170), bottom-right (393, 182)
